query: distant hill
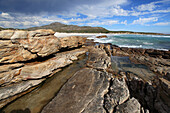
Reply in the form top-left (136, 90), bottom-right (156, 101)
top-left (27, 22), bottom-right (109, 33)
top-left (0, 27), bottom-right (16, 31)
top-left (1, 22), bottom-right (168, 35)
top-left (0, 27), bottom-right (4, 31)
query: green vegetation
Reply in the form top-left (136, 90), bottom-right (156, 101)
top-left (108, 31), bottom-right (165, 35)
top-left (0, 27), bottom-right (4, 31)
top-left (27, 22), bottom-right (109, 33)
top-left (0, 27), bottom-right (17, 31)
top-left (0, 22), bottom-right (168, 35)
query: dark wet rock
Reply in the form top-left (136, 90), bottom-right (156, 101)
top-left (124, 70), bottom-right (170, 113)
top-left (155, 78), bottom-right (170, 113)
top-left (96, 35), bottom-right (107, 38)
top-left (115, 97), bottom-right (141, 113)
top-left (125, 72), bottom-right (156, 112)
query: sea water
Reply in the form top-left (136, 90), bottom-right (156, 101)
top-left (89, 34), bottom-right (170, 51)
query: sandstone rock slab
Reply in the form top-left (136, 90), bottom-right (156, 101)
top-left (41, 68), bottom-right (112, 113)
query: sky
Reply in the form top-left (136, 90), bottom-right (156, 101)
top-left (0, 0), bottom-right (170, 33)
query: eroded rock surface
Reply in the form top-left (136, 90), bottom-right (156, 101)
top-left (104, 78), bottom-right (130, 113)
top-left (0, 29), bottom-right (87, 108)
top-left (42, 68), bottom-right (111, 113)
top-left (42, 47), bottom-right (144, 113)
top-left (115, 97), bottom-right (141, 113)
top-left (0, 33), bottom-right (169, 113)
top-left (0, 29), bottom-right (86, 63)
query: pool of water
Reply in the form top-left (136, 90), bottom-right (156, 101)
top-left (111, 56), bottom-right (156, 81)
top-left (1, 54), bottom-right (87, 113)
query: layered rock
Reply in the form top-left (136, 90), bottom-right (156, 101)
top-left (0, 29), bottom-right (86, 63)
top-left (42, 46), bottom-right (145, 113)
top-left (0, 32), bottom-right (169, 113)
top-left (0, 29), bottom-right (87, 108)
top-left (155, 78), bottom-right (170, 113)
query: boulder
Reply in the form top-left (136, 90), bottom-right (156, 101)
top-left (104, 78), bottom-right (130, 112)
top-left (96, 35), bottom-right (107, 38)
top-left (115, 97), bottom-right (141, 113)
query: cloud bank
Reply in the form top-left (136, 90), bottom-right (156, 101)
top-left (0, 0), bottom-right (170, 33)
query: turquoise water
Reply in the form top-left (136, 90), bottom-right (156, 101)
top-left (89, 34), bottom-right (170, 51)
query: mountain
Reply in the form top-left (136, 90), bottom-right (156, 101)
top-left (27, 22), bottom-right (109, 33)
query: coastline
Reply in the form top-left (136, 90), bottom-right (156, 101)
top-left (0, 29), bottom-right (169, 113)
top-left (54, 32), bottom-right (170, 37)
top-left (55, 32), bottom-right (170, 51)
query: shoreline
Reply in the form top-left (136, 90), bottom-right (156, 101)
top-left (55, 32), bottom-right (170, 51)
top-left (0, 29), bottom-right (169, 113)
top-left (54, 32), bottom-right (170, 37)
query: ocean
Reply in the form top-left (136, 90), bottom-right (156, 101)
top-left (54, 32), bottom-right (170, 51)
top-left (88, 34), bottom-right (170, 51)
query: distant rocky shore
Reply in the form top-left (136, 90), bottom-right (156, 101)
top-left (0, 29), bottom-right (169, 113)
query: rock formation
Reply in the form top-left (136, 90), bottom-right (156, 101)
top-left (0, 29), bottom-right (87, 108)
top-left (0, 30), bottom-right (169, 113)
top-left (96, 35), bottom-right (108, 38)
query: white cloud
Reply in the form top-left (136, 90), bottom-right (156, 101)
top-left (0, 0), bottom-right (170, 28)
top-left (75, 0), bottom-right (129, 18)
top-left (121, 20), bottom-right (127, 25)
top-left (84, 20), bottom-right (119, 26)
top-left (132, 17), bottom-right (158, 25)
top-left (154, 22), bottom-right (170, 26)
top-left (0, 12), bottom-right (14, 20)
top-left (135, 0), bottom-right (170, 12)
top-left (136, 3), bottom-right (157, 11)
top-left (0, 13), bottom-right (70, 28)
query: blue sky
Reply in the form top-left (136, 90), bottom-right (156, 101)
top-left (0, 0), bottom-right (170, 33)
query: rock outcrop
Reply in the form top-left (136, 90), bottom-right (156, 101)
top-left (111, 46), bottom-right (170, 77)
top-left (115, 97), bottom-right (142, 113)
top-left (0, 29), bottom-right (87, 108)
top-left (96, 35), bottom-right (108, 38)
top-left (0, 32), bottom-right (169, 113)
top-left (42, 46), bottom-right (148, 113)
top-left (0, 29), bottom-right (86, 63)
top-left (155, 78), bottom-right (170, 113)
